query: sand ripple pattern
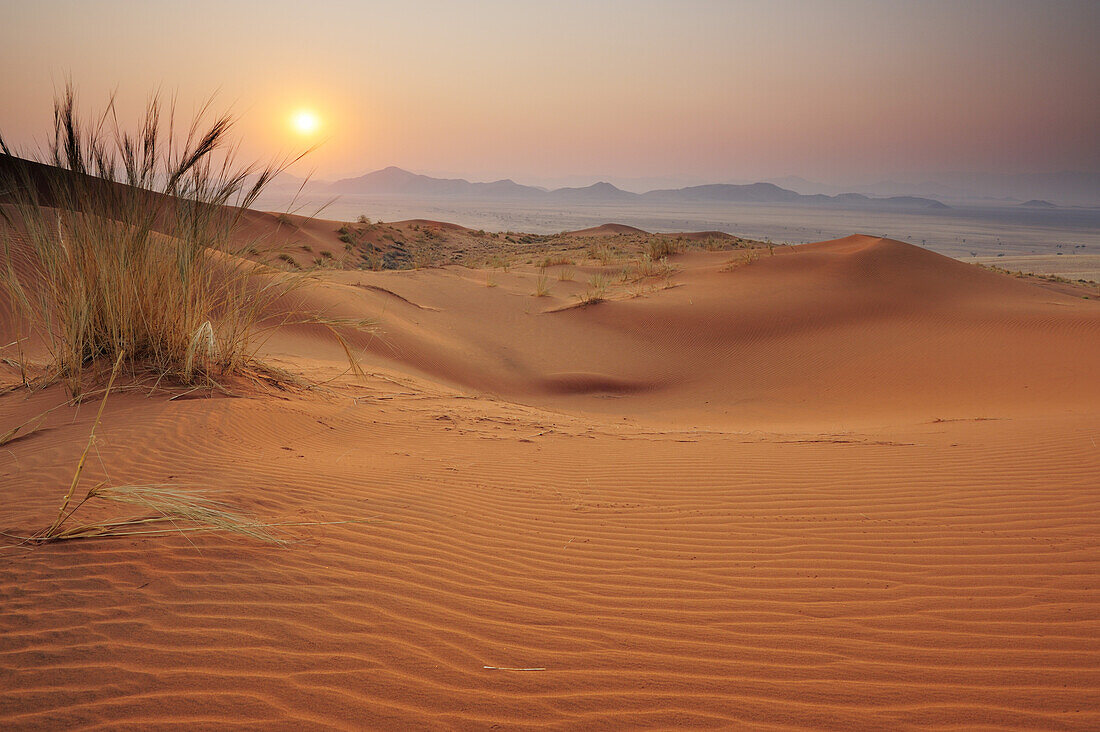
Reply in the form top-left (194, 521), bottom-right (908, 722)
top-left (2, 395), bottom-right (1098, 730)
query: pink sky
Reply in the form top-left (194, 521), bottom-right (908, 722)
top-left (2, 0), bottom-right (1097, 186)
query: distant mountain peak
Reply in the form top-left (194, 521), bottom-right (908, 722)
top-left (327, 166), bottom-right (949, 209)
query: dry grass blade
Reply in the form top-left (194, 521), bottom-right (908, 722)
top-left (21, 483), bottom-right (379, 545)
top-left (183, 320), bottom-right (216, 381)
top-left (326, 324), bottom-right (366, 382)
top-left (31, 484), bottom-right (282, 544)
top-left (43, 350), bottom-right (123, 538)
top-left (0, 413), bottom-right (47, 447)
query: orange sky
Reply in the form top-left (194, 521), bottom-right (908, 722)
top-left (2, 1), bottom-right (1097, 186)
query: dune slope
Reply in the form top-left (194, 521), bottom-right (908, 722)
top-left (282, 235), bottom-right (1099, 428)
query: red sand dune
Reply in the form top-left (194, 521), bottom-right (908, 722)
top-left (563, 225), bottom-right (734, 241)
top-left (2, 231), bottom-right (1099, 729)
top-left (290, 235), bottom-right (1098, 428)
top-left (565, 223), bottom-right (650, 236)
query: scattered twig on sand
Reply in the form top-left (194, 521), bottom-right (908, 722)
top-left (41, 351), bottom-right (126, 539)
top-left (0, 412), bottom-right (48, 448)
top-left (483, 666), bottom-right (546, 671)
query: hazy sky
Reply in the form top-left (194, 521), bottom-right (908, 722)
top-left (2, 0), bottom-right (1098, 186)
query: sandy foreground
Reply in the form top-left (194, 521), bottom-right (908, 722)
top-left (2, 233), bottom-right (1099, 729)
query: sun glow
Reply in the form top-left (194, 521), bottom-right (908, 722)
top-left (290, 109), bottom-right (320, 135)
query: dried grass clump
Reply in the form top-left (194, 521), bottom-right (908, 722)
top-left (576, 272), bottom-right (609, 305)
top-left (588, 244), bottom-right (617, 265)
top-left (722, 249), bottom-right (760, 271)
top-left (538, 254), bottom-right (573, 268)
top-left (34, 484), bottom-right (287, 544)
top-left (632, 253), bottom-right (677, 280)
top-left (644, 236), bottom-right (682, 259)
top-left (532, 270), bottom-right (551, 297)
top-left (0, 86), bottom-right (339, 396)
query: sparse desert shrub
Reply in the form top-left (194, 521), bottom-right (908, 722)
top-left (645, 236), bottom-right (681, 259)
top-left (588, 244), bottom-right (616, 265)
top-left (576, 273), bottom-right (608, 305)
top-left (409, 241), bottom-right (435, 269)
top-left (722, 250), bottom-right (760, 271)
top-left (533, 271), bottom-right (550, 297)
top-left (360, 251), bottom-right (383, 271)
top-left (539, 254), bottom-right (574, 268)
top-left (356, 214), bottom-right (371, 225)
top-left (632, 253), bottom-right (676, 280)
top-left (557, 267), bottom-right (575, 282)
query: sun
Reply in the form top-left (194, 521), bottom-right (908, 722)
top-left (290, 109), bottom-right (320, 135)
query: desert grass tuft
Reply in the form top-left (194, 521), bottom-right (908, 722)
top-left (576, 272), bottom-right (609, 305)
top-left (34, 484), bottom-right (288, 545)
top-left (722, 249), bottom-right (760, 271)
top-left (533, 270), bottom-right (551, 297)
top-left (588, 244), bottom-right (617, 265)
top-left (644, 236), bottom-right (682, 259)
top-left (0, 85), bottom-right (357, 396)
top-left (538, 254), bottom-right (573, 268)
top-left (631, 253), bottom-right (677, 281)
top-left (325, 324), bottom-right (367, 382)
